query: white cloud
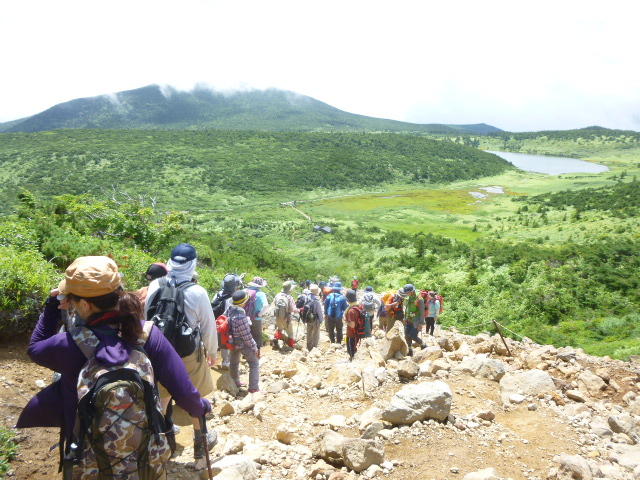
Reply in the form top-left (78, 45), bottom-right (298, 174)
top-left (0, 0), bottom-right (639, 130)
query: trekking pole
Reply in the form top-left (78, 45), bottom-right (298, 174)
top-left (199, 416), bottom-right (213, 480)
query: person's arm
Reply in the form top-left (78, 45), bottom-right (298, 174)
top-left (28, 295), bottom-right (87, 374)
top-left (288, 295), bottom-right (297, 314)
top-left (144, 279), bottom-right (160, 319)
top-left (256, 292), bottom-right (269, 317)
top-left (145, 326), bottom-right (209, 417)
top-left (194, 287), bottom-right (218, 358)
top-left (324, 295), bottom-right (330, 311)
top-left (418, 298), bottom-right (425, 321)
top-left (434, 300), bottom-right (440, 319)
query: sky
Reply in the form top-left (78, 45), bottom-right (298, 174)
top-left (1, 0), bottom-right (639, 132)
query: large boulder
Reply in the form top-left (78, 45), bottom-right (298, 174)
top-left (608, 414), bottom-right (640, 444)
top-left (341, 438), bottom-right (384, 472)
top-left (577, 370), bottom-right (606, 397)
top-left (327, 363), bottom-right (362, 385)
top-left (453, 355), bottom-right (506, 381)
top-left (314, 430), bottom-right (347, 464)
top-left (412, 345), bottom-right (443, 363)
top-left (499, 369), bottom-right (556, 403)
top-left (397, 359), bottom-right (419, 379)
top-left (211, 455), bottom-right (259, 480)
top-left (381, 380), bottom-right (452, 425)
top-left (217, 372), bottom-right (240, 396)
top-left (378, 321), bottom-right (408, 360)
top-left (552, 454), bottom-right (592, 480)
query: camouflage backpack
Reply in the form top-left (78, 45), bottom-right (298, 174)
top-left (64, 321), bottom-right (174, 480)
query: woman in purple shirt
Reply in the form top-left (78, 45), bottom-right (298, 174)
top-left (16, 256), bottom-right (211, 477)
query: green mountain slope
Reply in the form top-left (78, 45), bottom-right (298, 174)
top-left (0, 129), bottom-right (514, 210)
top-left (0, 85), bottom-right (501, 134)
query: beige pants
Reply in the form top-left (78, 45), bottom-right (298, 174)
top-left (275, 317), bottom-right (294, 339)
top-left (159, 345), bottom-right (213, 426)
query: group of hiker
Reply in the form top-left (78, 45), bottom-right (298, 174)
top-left (16, 246), bottom-right (443, 479)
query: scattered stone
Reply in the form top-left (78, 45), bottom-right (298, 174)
top-left (381, 380), bottom-right (452, 425)
top-left (210, 455), bottom-right (259, 480)
top-left (462, 467), bottom-right (501, 480)
top-left (217, 372), bottom-right (240, 396)
top-left (219, 401), bottom-right (236, 417)
top-left (397, 359), bottom-right (419, 379)
top-left (276, 423), bottom-right (297, 445)
top-left (34, 379), bottom-right (46, 389)
top-left (453, 355), bottom-right (505, 381)
top-left (476, 411), bottom-right (495, 422)
top-left (577, 370), bottom-right (607, 396)
top-left (552, 454), bottom-right (593, 480)
top-left (315, 430), bottom-right (347, 463)
top-left (361, 422), bottom-right (385, 440)
top-left (378, 321), bottom-right (409, 360)
top-left (566, 389), bottom-right (587, 403)
top-left (509, 393), bottom-right (525, 404)
top-left (341, 438), bottom-right (384, 472)
top-left (499, 369), bottom-right (556, 403)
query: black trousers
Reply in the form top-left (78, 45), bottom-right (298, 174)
top-left (426, 317), bottom-right (436, 335)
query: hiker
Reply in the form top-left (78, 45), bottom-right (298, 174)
top-left (303, 284), bottom-right (324, 351)
top-left (324, 282), bottom-right (348, 344)
top-left (227, 290), bottom-right (260, 393)
top-left (17, 256), bottom-right (211, 479)
top-left (351, 276), bottom-right (359, 291)
top-left (145, 243), bottom-right (217, 458)
top-left (133, 262), bottom-right (168, 303)
top-left (361, 286), bottom-right (381, 337)
top-left (425, 291), bottom-right (441, 336)
top-left (271, 280), bottom-right (298, 349)
top-left (380, 289), bottom-right (405, 331)
top-left (344, 289), bottom-right (365, 361)
top-left (211, 273), bottom-right (242, 369)
top-left (319, 281), bottom-right (331, 301)
top-left (402, 284), bottom-right (426, 355)
top-left (246, 276), bottom-right (269, 353)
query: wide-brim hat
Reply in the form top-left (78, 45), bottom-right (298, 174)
top-left (309, 284), bottom-right (320, 295)
top-left (397, 289), bottom-right (408, 298)
top-left (58, 256), bottom-right (122, 298)
top-left (248, 276), bottom-right (267, 288)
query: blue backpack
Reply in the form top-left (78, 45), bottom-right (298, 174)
top-left (327, 293), bottom-right (340, 318)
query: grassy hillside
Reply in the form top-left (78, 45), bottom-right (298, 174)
top-left (0, 129), bottom-right (513, 210)
top-left (0, 85), bottom-right (501, 135)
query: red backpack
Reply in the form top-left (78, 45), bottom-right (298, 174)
top-left (216, 315), bottom-right (235, 350)
top-left (346, 305), bottom-right (366, 339)
top-left (418, 290), bottom-right (444, 314)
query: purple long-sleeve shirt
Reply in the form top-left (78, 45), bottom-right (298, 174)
top-left (16, 297), bottom-right (209, 440)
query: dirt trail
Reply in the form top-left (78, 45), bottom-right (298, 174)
top-left (2, 322), bottom-right (639, 480)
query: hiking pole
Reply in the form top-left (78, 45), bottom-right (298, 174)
top-left (199, 416), bottom-right (213, 480)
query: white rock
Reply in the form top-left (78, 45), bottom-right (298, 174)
top-left (211, 455), bottom-right (259, 480)
top-left (35, 379), bottom-right (46, 388)
top-left (462, 467), bottom-right (501, 480)
top-left (314, 430), bottom-right (347, 463)
top-left (499, 369), bottom-right (556, 403)
top-left (509, 394), bottom-right (526, 404)
top-left (453, 355), bottom-right (506, 381)
top-left (381, 380), bottom-right (452, 425)
top-left (577, 370), bottom-right (607, 397)
top-left (552, 454), bottom-right (592, 480)
top-left (341, 438), bottom-right (385, 473)
top-left (396, 359), bottom-right (419, 379)
top-left (378, 321), bottom-right (409, 360)
top-left (566, 389), bottom-right (588, 403)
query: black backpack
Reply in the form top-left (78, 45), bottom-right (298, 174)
top-left (297, 294), bottom-right (317, 323)
top-left (146, 278), bottom-right (199, 357)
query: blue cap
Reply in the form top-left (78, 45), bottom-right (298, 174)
top-left (403, 284), bottom-right (415, 293)
top-left (365, 286), bottom-right (373, 292)
top-left (171, 243), bottom-right (197, 264)
top-left (333, 282), bottom-right (342, 290)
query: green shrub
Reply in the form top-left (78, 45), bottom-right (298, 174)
top-left (0, 246), bottom-right (57, 337)
top-left (0, 427), bottom-right (17, 478)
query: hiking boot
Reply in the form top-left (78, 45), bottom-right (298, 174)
top-left (407, 348), bottom-right (414, 357)
top-left (287, 338), bottom-right (297, 348)
top-left (193, 430), bottom-right (218, 459)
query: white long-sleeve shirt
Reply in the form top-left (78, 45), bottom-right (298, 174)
top-left (145, 279), bottom-right (218, 357)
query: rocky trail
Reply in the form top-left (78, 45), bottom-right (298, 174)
top-left (2, 321), bottom-right (640, 480)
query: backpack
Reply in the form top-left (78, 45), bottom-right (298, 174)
top-left (326, 293), bottom-right (340, 318)
top-left (146, 278), bottom-right (199, 357)
top-left (346, 305), bottom-right (366, 339)
top-left (64, 322), bottom-right (174, 479)
top-left (216, 315), bottom-right (235, 351)
top-left (362, 292), bottom-right (377, 312)
top-left (211, 291), bottom-right (231, 320)
top-left (274, 293), bottom-right (290, 321)
top-left (297, 294), bottom-right (317, 323)
top-left (244, 289), bottom-right (258, 321)
top-left (419, 290), bottom-right (445, 314)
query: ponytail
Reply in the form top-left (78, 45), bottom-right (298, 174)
top-left (116, 291), bottom-right (144, 345)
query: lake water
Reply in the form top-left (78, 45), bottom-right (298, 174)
top-left (487, 150), bottom-right (609, 175)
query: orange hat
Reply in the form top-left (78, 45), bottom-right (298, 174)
top-left (58, 256), bottom-right (122, 298)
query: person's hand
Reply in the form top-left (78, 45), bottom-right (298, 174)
top-left (201, 397), bottom-right (212, 414)
top-left (50, 288), bottom-right (70, 310)
top-left (207, 355), bottom-right (217, 367)
top-left (50, 288), bottom-right (59, 297)
top-left (256, 350), bottom-right (261, 359)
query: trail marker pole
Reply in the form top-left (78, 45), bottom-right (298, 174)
top-left (492, 320), bottom-right (512, 356)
